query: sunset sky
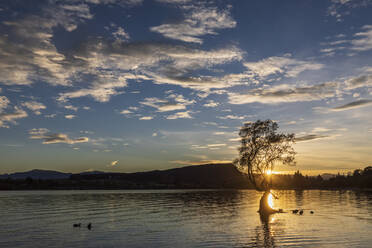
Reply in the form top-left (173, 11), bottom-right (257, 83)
top-left (0, 0), bottom-right (371, 174)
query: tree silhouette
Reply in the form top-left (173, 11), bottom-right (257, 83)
top-left (234, 120), bottom-right (296, 191)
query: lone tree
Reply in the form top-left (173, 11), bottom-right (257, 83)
top-left (234, 120), bottom-right (296, 191)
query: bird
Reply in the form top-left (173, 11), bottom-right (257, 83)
top-left (73, 223), bottom-right (81, 227)
top-left (299, 210), bottom-right (304, 215)
top-left (292, 209), bottom-right (299, 214)
top-left (87, 223), bottom-right (92, 230)
top-left (310, 210), bottom-right (314, 214)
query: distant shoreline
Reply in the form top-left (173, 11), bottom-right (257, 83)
top-left (1, 164), bottom-right (371, 190)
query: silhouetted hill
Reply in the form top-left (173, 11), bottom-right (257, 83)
top-left (0, 164), bottom-right (250, 189)
top-left (70, 163), bottom-right (249, 189)
top-left (0, 170), bottom-right (108, 180)
top-left (0, 169), bottom-right (72, 180)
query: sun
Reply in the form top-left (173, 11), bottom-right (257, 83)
top-left (266, 170), bottom-right (272, 175)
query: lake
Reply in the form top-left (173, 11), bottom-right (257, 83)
top-left (0, 190), bottom-right (371, 247)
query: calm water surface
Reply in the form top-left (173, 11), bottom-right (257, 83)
top-left (0, 190), bottom-right (371, 248)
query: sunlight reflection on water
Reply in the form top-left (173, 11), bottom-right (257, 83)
top-left (0, 189), bottom-right (371, 248)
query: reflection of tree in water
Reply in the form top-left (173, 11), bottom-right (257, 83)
top-left (253, 214), bottom-right (276, 248)
top-left (252, 211), bottom-right (287, 248)
top-left (294, 190), bottom-right (304, 207)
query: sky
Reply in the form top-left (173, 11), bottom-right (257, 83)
top-left (0, 0), bottom-right (372, 175)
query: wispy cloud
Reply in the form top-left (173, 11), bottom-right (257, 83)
top-left (113, 27), bottom-right (130, 41)
top-left (108, 160), bottom-right (119, 167)
top-left (332, 99), bottom-right (372, 111)
top-left (139, 116), bottom-right (153, 120)
top-left (166, 111), bottom-right (192, 119)
top-left (22, 101), bottom-right (46, 115)
top-left (0, 96), bottom-right (10, 112)
top-left (295, 134), bottom-right (330, 142)
top-left (244, 55), bottom-right (323, 79)
top-left (218, 115), bottom-right (247, 120)
top-left (170, 159), bottom-right (232, 165)
top-left (345, 74), bottom-right (372, 89)
top-left (120, 109), bottom-right (133, 115)
top-left (29, 128), bottom-right (89, 144)
top-left (65, 114), bottom-right (76, 119)
top-left (228, 82), bottom-right (339, 104)
top-left (64, 104), bottom-right (78, 112)
top-left (207, 143), bottom-right (226, 147)
top-left (203, 100), bottom-right (219, 108)
top-left (0, 107), bottom-right (28, 128)
top-left (327, 0), bottom-right (371, 22)
top-left (150, 5), bottom-right (236, 44)
top-left (351, 25), bottom-right (372, 51)
top-left (140, 93), bottom-right (194, 112)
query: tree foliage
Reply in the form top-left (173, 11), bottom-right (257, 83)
top-left (234, 120), bottom-right (296, 191)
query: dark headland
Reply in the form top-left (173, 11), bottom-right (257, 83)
top-left (0, 164), bottom-right (371, 190)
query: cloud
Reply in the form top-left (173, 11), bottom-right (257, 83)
top-left (45, 113), bottom-right (57, 118)
top-left (207, 143), bottom-right (226, 147)
top-left (150, 6), bottom-right (236, 44)
top-left (351, 25), bottom-right (372, 51)
top-left (29, 129), bottom-right (89, 144)
top-left (0, 2), bottom-right (94, 86)
top-left (203, 100), bottom-right (219, 107)
top-left (312, 127), bottom-right (332, 133)
top-left (113, 27), bottom-right (130, 41)
top-left (332, 99), bottom-right (372, 111)
top-left (29, 128), bottom-right (49, 136)
top-left (345, 74), bottom-right (372, 89)
top-left (139, 116), bottom-right (153, 120)
top-left (57, 73), bottom-right (137, 102)
top-left (0, 107), bottom-right (28, 128)
top-left (21, 101), bottom-right (46, 115)
top-left (320, 25), bottom-right (372, 55)
top-left (327, 0), bottom-right (371, 22)
top-left (0, 96), bottom-right (10, 112)
top-left (2, 0), bottom-right (242, 99)
top-left (165, 111), bottom-right (192, 119)
top-left (218, 115), bottom-right (246, 120)
top-left (120, 109), bottom-right (133, 115)
top-left (64, 105), bottom-right (78, 111)
top-left (140, 93), bottom-right (194, 112)
top-left (295, 134), bottom-right (330, 142)
top-left (170, 159), bottom-right (232, 165)
top-left (244, 55), bottom-right (324, 79)
top-left (228, 82), bottom-right (339, 104)
top-left (56, 42), bottom-right (241, 101)
top-left (149, 70), bottom-right (247, 93)
top-left (65, 114), bottom-right (76, 119)
top-left (0, 0), bottom-right (143, 91)
top-left (109, 160), bottom-right (119, 166)
top-left (157, 0), bottom-right (191, 3)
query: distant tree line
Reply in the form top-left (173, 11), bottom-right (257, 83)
top-left (270, 166), bottom-right (372, 189)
